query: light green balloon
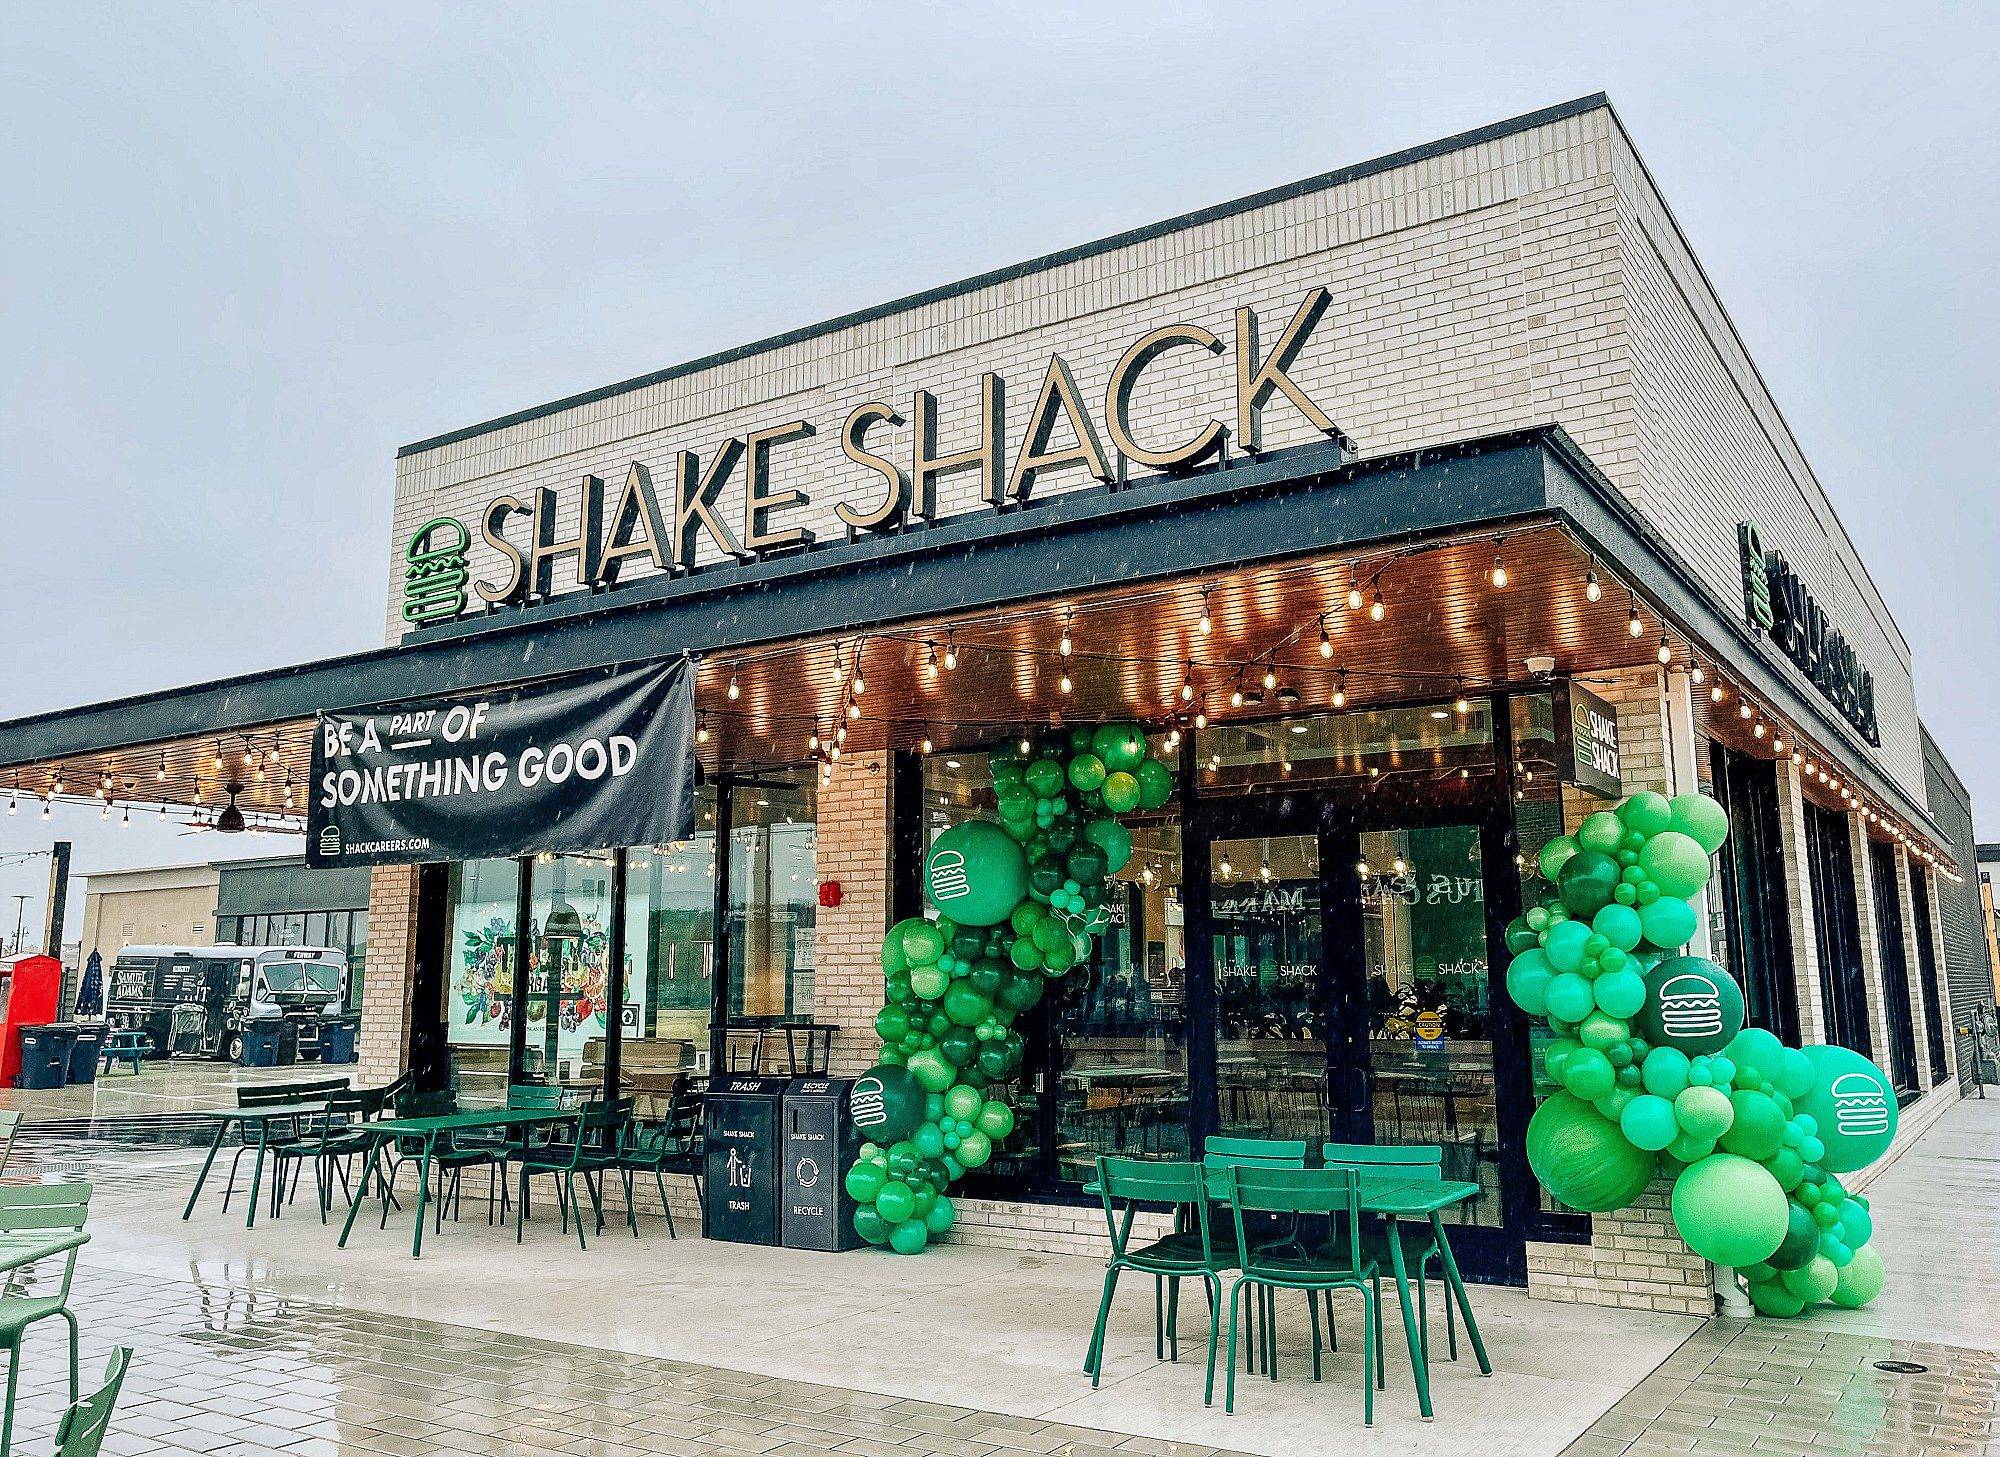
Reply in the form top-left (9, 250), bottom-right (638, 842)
top-left (1620, 1093), bottom-right (1680, 1151)
top-left (1618, 791), bottom-right (1673, 838)
top-left (1538, 835), bottom-right (1580, 882)
top-left (1577, 811), bottom-right (1625, 855)
top-left (1543, 919), bottom-right (1594, 973)
top-left (1780, 1255), bottom-right (1838, 1304)
top-left (1638, 831), bottom-right (1712, 900)
top-left (1671, 1154), bottom-right (1788, 1267)
top-left (1668, 792), bottom-right (1731, 854)
top-left (1506, 949), bottom-right (1555, 1015)
top-left (1748, 1278), bottom-right (1806, 1318)
top-left (1636, 895), bottom-right (1698, 951)
top-left (1593, 902), bottom-right (1643, 952)
top-left (1830, 1244), bottom-right (1884, 1307)
top-left (1592, 968), bottom-right (1647, 1019)
top-left (1673, 1084), bottom-right (1736, 1141)
top-left (1546, 972), bottom-right (1595, 1023)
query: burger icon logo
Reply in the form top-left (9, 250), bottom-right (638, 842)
top-left (1829, 1071), bottom-right (1891, 1137)
top-left (1657, 972), bottom-right (1724, 1039)
top-left (928, 848), bottom-right (971, 904)
top-left (850, 1075), bottom-right (889, 1130)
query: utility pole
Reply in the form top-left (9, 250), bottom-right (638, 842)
top-left (8, 895), bottom-right (26, 956)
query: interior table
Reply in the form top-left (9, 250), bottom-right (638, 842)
top-left (338, 1107), bottom-right (583, 1259)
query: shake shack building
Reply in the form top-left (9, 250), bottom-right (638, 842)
top-left (2, 95), bottom-right (1981, 1312)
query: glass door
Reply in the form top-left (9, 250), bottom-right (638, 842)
top-left (523, 851), bottom-right (616, 1090)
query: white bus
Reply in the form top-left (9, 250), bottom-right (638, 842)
top-left (106, 944), bottom-right (347, 1061)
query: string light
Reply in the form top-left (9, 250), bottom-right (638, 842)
top-left (1220, 852), bottom-right (1234, 878)
top-left (1059, 613), bottom-right (1073, 658)
top-left (1690, 664), bottom-right (1705, 685)
top-left (1197, 589), bottom-right (1213, 637)
top-left (1059, 670), bottom-right (1073, 695)
top-left (851, 659), bottom-right (865, 696)
top-left (40, 798), bottom-right (50, 821)
top-left (1657, 636), bottom-right (1672, 665)
top-left (1019, 735), bottom-right (1033, 756)
top-left (1490, 554), bottom-right (1508, 589)
top-left (51, 770), bottom-right (63, 795)
top-left (120, 805), bottom-right (130, 827)
top-left (213, 742), bottom-right (224, 771)
top-left (726, 670), bottom-right (740, 702)
top-left (1753, 722), bottom-right (1766, 739)
top-left (1230, 682), bottom-right (1245, 709)
top-left (1392, 856), bottom-right (1408, 876)
top-left (1356, 858), bottom-right (1370, 878)
top-left (925, 642), bottom-right (940, 680)
top-left (831, 645), bottom-right (846, 684)
top-left (1262, 666), bottom-right (1277, 692)
top-left (156, 753), bottom-right (167, 782)
top-left (1453, 679), bottom-right (1471, 715)
top-left (1346, 571), bottom-right (1364, 612)
top-left (1369, 588), bottom-right (1386, 623)
top-left (943, 632), bottom-right (958, 671)
top-left (1739, 701), bottom-right (1753, 720)
top-left (920, 731), bottom-right (935, 755)
top-left (1319, 617), bottom-right (1333, 658)
top-left (1710, 682), bottom-right (1726, 704)
top-left (1259, 859), bottom-right (1272, 882)
top-left (1194, 710), bottom-right (1208, 729)
top-left (846, 701), bottom-right (861, 721)
top-left (1333, 671), bottom-right (1347, 710)
top-left (5, 790), bottom-right (13, 816)
top-left (1181, 660), bottom-right (1196, 702)
top-left (1585, 564), bottom-right (1603, 603)
top-left (1627, 595), bottom-right (1644, 638)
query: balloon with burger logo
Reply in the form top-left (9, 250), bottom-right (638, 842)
top-left (1502, 787), bottom-right (1896, 1317)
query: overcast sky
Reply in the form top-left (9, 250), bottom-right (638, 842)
top-left (2, 3), bottom-right (1995, 946)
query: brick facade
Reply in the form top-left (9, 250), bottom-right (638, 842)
top-left (357, 865), bottom-right (418, 1087)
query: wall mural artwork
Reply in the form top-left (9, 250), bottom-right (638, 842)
top-left (843, 725), bottom-right (1172, 1253)
top-left (1508, 790), bottom-right (1892, 1317)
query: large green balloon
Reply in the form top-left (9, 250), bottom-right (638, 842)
top-left (1081, 818), bottom-right (1133, 874)
top-left (1673, 1084), bottom-right (1735, 1140)
top-left (1576, 811), bottom-right (1625, 855)
top-left (1091, 723), bottom-right (1149, 773)
top-left (1134, 758), bottom-right (1174, 809)
top-left (1505, 948), bottom-right (1555, 1015)
top-left (1780, 1255), bottom-right (1839, 1304)
top-left (1667, 792), bottom-right (1730, 854)
top-left (1526, 1093), bottom-right (1658, 1212)
top-left (1768, 1200), bottom-right (1820, 1270)
top-left (1559, 850), bottom-right (1621, 918)
top-left (1592, 902), bottom-right (1643, 952)
top-left (1619, 1093), bottom-right (1680, 1151)
top-left (1719, 1090), bottom-right (1787, 1162)
top-left (1793, 1045), bottom-right (1898, 1173)
top-left (1747, 1278), bottom-right (1805, 1317)
top-left (849, 1064), bottom-right (929, 1144)
top-left (1100, 771), bottom-right (1141, 814)
top-left (1829, 1244), bottom-right (1884, 1307)
top-left (1537, 835), bottom-right (1580, 882)
top-left (1618, 791), bottom-right (1673, 838)
top-left (1637, 831), bottom-right (1711, 900)
top-left (1543, 918), bottom-right (1594, 974)
top-left (1636, 895), bottom-right (1697, 951)
top-left (924, 821), bottom-right (1029, 926)
top-left (1638, 956), bottom-right (1744, 1055)
top-left (1670, 1153), bottom-right (1788, 1267)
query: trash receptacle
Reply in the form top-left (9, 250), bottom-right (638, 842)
top-left (273, 1018), bottom-right (300, 1066)
top-left (782, 1076), bottom-right (863, 1252)
top-left (238, 1017), bottom-right (284, 1067)
top-left (15, 1025), bottom-right (75, 1089)
top-left (317, 1016), bottom-right (359, 1065)
top-left (703, 1074), bottom-right (789, 1245)
top-left (65, 1025), bottom-right (108, 1086)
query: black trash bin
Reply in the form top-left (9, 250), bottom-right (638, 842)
top-left (65, 1025), bottom-right (108, 1086)
top-left (237, 1017), bottom-right (284, 1067)
top-left (16, 1025), bottom-right (75, 1089)
top-left (317, 1016), bottom-right (359, 1065)
top-left (703, 1074), bottom-right (789, 1245)
top-left (782, 1076), bottom-right (863, 1252)
top-left (273, 1018), bottom-right (300, 1067)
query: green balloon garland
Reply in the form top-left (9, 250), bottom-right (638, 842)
top-left (846, 724), bottom-right (1169, 1253)
top-left (1507, 789), bottom-right (1894, 1316)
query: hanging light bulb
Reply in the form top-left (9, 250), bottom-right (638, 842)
top-left (920, 730), bottom-right (935, 755)
top-left (1356, 858), bottom-right (1371, 878)
top-left (1259, 859), bottom-right (1272, 882)
top-left (1195, 710), bottom-right (1208, 729)
top-left (1181, 660), bottom-right (1196, 702)
top-left (846, 701), bottom-right (861, 721)
top-left (100, 801), bottom-right (110, 820)
top-left (1319, 617), bottom-right (1333, 658)
top-left (835, 722), bottom-right (847, 747)
top-left (213, 742), bottom-right (225, 770)
top-left (1710, 682), bottom-right (1726, 704)
top-left (1753, 721), bottom-right (1766, 739)
top-left (121, 805), bottom-right (130, 827)
top-left (1490, 554), bottom-right (1508, 589)
top-left (1369, 588), bottom-right (1386, 623)
top-left (807, 724), bottom-right (820, 753)
top-left (1197, 589), bottom-right (1213, 637)
top-left (1281, 759), bottom-right (1293, 776)
top-left (1453, 679), bottom-right (1471, 715)
top-left (1141, 865), bottom-right (1155, 887)
top-left (1772, 736), bottom-right (1785, 753)
top-left (1346, 570), bottom-right (1364, 612)
top-left (1059, 612), bottom-right (1073, 658)
top-left (52, 770), bottom-right (63, 795)
top-left (1657, 636), bottom-right (1673, 665)
top-left (156, 753), bottom-right (167, 782)
top-left (1059, 671), bottom-right (1073, 695)
top-left (5, 790), bottom-right (14, 816)
top-left (1627, 596), bottom-right (1644, 638)
top-left (1585, 564), bottom-right (1603, 603)
top-left (851, 659), bottom-right (865, 696)
top-left (695, 713), bottom-right (710, 745)
top-left (726, 670), bottom-right (740, 702)
top-left (831, 644), bottom-right (846, 684)
top-left (1392, 856), bottom-right (1408, 876)
top-left (1230, 683), bottom-right (1245, 709)
top-left (943, 632), bottom-right (958, 671)
top-left (1690, 663), bottom-right (1705, 686)
top-left (40, 798), bottom-right (50, 821)
top-left (1019, 735), bottom-right (1033, 756)
top-left (1739, 700), bottom-right (1753, 720)
top-left (924, 642), bottom-right (940, 680)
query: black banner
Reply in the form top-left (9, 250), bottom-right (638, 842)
top-left (305, 658), bottom-right (694, 867)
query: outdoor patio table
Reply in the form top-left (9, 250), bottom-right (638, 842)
top-left (337, 1107), bottom-right (582, 1259)
top-left (181, 1101), bottom-right (334, 1229)
top-left (1080, 1171), bottom-right (1489, 1419)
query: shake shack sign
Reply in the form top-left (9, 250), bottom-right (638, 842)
top-left (1738, 520), bottom-right (1880, 745)
top-left (306, 658), bottom-right (695, 866)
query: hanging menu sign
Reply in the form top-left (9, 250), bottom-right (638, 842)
top-left (1558, 681), bottom-right (1623, 799)
top-left (306, 658), bottom-right (694, 866)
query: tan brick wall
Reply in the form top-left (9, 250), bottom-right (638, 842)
top-left (358, 865), bottom-right (418, 1086)
top-left (812, 757), bottom-right (894, 1075)
top-left (1774, 760), bottom-right (1828, 1044)
top-left (1892, 846), bottom-right (1937, 1091)
top-left (1847, 810), bottom-right (1897, 1067)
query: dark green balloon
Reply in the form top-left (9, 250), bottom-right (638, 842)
top-left (1768, 1201), bottom-right (1820, 1270)
top-left (853, 1205), bottom-right (891, 1245)
top-left (849, 1064), bottom-right (928, 1143)
top-left (1135, 758), bottom-right (1174, 809)
top-left (1558, 849), bottom-right (1621, 918)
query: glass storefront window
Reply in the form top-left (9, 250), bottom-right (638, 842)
top-left (525, 851), bottom-right (616, 1085)
top-left (1213, 833), bottom-right (1324, 1143)
top-left (446, 857), bottom-right (522, 1105)
top-left (623, 788), bottom-right (717, 1082)
top-left (1198, 701), bottom-right (1494, 793)
top-left (726, 775), bottom-right (817, 1023)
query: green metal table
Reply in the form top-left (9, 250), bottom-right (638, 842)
top-left (1082, 1171), bottom-right (1491, 1418)
top-left (0, 1230), bottom-right (89, 1278)
top-left (338, 1107), bottom-right (582, 1259)
top-left (182, 1102), bottom-right (334, 1229)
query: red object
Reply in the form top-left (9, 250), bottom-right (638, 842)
top-left (818, 880), bottom-right (844, 909)
top-left (0, 954), bottom-right (62, 1086)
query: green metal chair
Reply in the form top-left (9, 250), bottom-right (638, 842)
top-left (613, 1082), bottom-right (704, 1238)
top-left (0, 1111), bottom-right (22, 1179)
top-left (1198, 1137), bottom-right (1307, 1374)
top-left (1085, 1156), bottom-right (1235, 1406)
top-left (515, 1098), bottom-right (626, 1250)
top-left (52, 1347), bottom-right (132, 1457)
top-left (0, 1182), bottom-right (91, 1454)
top-left (1215, 1164), bottom-right (1379, 1423)
top-left (1323, 1142), bottom-right (1461, 1378)
top-left (377, 1088), bottom-right (508, 1230)
top-left (269, 1089), bottom-right (377, 1223)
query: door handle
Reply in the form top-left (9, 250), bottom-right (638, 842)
top-left (1349, 1064), bottom-right (1371, 1114)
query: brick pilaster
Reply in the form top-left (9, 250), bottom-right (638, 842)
top-left (1773, 761), bottom-right (1826, 1043)
top-left (358, 865), bottom-right (418, 1086)
top-left (1847, 812), bottom-right (1896, 1065)
top-left (1892, 846), bottom-right (1935, 1090)
top-left (812, 756), bottom-right (894, 1075)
